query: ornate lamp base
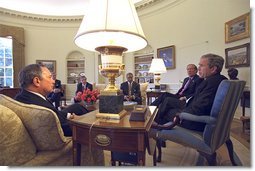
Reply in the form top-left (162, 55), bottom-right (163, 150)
top-left (98, 93), bottom-right (126, 120)
top-left (96, 110), bottom-right (127, 120)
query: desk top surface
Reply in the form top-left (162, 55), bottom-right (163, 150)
top-left (68, 106), bottom-right (157, 131)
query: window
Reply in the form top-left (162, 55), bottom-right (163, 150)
top-left (0, 37), bottom-right (13, 88)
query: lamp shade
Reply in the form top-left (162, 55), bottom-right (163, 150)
top-left (74, 0), bottom-right (147, 52)
top-left (149, 58), bottom-right (167, 73)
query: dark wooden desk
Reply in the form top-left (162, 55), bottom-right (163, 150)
top-left (146, 90), bottom-right (166, 105)
top-left (68, 106), bottom-right (157, 166)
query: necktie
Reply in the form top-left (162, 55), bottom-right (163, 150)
top-left (179, 77), bottom-right (192, 96)
top-left (128, 82), bottom-right (132, 96)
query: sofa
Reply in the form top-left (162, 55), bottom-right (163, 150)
top-left (93, 82), bottom-right (149, 105)
top-left (0, 94), bottom-right (104, 166)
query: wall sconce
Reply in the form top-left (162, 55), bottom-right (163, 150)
top-left (149, 58), bottom-right (167, 89)
top-left (74, 0), bottom-right (147, 119)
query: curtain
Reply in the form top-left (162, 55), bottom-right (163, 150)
top-left (0, 24), bottom-right (25, 87)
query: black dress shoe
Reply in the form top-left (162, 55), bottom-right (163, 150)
top-left (152, 116), bottom-right (180, 130)
top-left (161, 141), bottom-right (166, 148)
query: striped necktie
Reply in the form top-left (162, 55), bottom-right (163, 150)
top-left (179, 77), bottom-right (192, 96)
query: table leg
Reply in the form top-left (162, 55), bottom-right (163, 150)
top-left (137, 151), bottom-right (145, 166)
top-left (73, 141), bottom-right (81, 166)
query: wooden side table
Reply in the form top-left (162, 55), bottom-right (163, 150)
top-left (240, 90), bottom-right (250, 132)
top-left (68, 106), bottom-right (157, 166)
top-left (146, 90), bottom-right (166, 105)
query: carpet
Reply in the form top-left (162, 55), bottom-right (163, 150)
top-left (103, 136), bottom-right (250, 166)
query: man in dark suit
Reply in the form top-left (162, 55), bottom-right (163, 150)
top-left (74, 75), bottom-right (93, 102)
top-left (15, 64), bottom-right (89, 136)
top-left (47, 73), bottom-right (63, 109)
top-left (120, 72), bottom-right (142, 105)
top-left (151, 64), bottom-right (203, 107)
top-left (75, 76), bottom-right (93, 94)
top-left (152, 53), bottom-right (227, 132)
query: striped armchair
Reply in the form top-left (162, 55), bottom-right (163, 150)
top-left (151, 80), bottom-right (246, 166)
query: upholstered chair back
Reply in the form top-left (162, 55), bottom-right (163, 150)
top-left (203, 80), bottom-right (246, 152)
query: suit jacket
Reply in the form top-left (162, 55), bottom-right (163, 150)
top-left (54, 79), bottom-right (62, 89)
top-left (47, 79), bottom-right (63, 100)
top-left (181, 73), bottom-right (228, 131)
top-left (15, 89), bottom-right (68, 125)
top-left (75, 82), bottom-right (93, 94)
top-left (120, 81), bottom-right (142, 104)
top-left (176, 74), bottom-right (203, 99)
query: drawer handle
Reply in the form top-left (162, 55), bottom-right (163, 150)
top-left (94, 134), bottom-right (111, 146)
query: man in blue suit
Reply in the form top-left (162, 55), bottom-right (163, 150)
top-left (15, 64), bottom-right (89, 136)
top-left (151, 64), bottom-right (203, 107)
top-left (74, 75), bottom-right (93, 103)
top-left (75, 76), bottom-right (93, 94)
top-left (47, 72), bottom-right (63, 109)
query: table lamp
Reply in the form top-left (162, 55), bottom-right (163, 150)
top-left (74, 0), bottom-right (147, 119)
top-left (149, 58), bottom-right (167, 89)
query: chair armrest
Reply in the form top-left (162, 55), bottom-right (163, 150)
top-left (178, 112), bottom-right (216, 125)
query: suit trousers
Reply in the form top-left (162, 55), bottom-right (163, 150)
top-left (61, 103), bottom-right (89, 136)
top-left (155, 96), bottom-right (186, 124)
top-left (151, 92), bottom-right (179, 107)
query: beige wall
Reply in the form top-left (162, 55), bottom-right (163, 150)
top-left (0, 0), bottom-right (250, 86)
top-left (0, 0), bottom-right (251, 117)
top-left (0, 0), bottom-right (251, 87)
top-left (137, 0), bottom-right (250, 86)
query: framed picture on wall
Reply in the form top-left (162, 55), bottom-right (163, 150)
top-left (225, 43), bottom-right (250, 68)
top-left (157, 45), bottom-right (175, 69)
top-left (225, 12), bottom-right (250, 43)
top-left (36, 60), bottom-right (56, 73)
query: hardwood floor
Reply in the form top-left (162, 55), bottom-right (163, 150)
top-left (230, 118), bottom-right (250, 149)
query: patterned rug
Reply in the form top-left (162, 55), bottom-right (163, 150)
top-left (103, 136), bottom-right (250, 166)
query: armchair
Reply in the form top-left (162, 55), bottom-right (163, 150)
top-left (151, 80), bottom-right (246, 165)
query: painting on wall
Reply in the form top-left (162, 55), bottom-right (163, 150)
top-left (225, 12), bottom-right (250, 43)
top-left (225, 43), bottom-right (250, 68)
top-left (157, 45), bottom-right (175, 69)
top-left (36, 60), bottom-right (56, 73)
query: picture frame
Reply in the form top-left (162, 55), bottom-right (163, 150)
top-left (36, 60), bottom-right (56, 73)
top-left (225, 43), bottom-right (250, 68)
top-left (157, 45), bottom-right (175, 69)
top-left (225, 12), bottom-right (250, 43)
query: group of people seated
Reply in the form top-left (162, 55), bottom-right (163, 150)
top-left (13, 53), bottom-right (239, 139)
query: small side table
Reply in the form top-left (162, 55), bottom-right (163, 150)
top-left (146, 90), bottom-right (166, 105)
top-left (240, 90), bottom-right (250, 133)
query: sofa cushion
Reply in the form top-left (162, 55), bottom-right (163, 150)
top-left (0, 104), bottom-right (36, 165)
top-left (140, 82), bottom-right (149, 104)
top-left (0, 94), bottom-right (68, 151)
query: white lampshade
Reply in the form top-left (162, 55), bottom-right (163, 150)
top-left (74, 0), bottom-right (147, 52)
top-left (149, 58), bottom-right (167, 73)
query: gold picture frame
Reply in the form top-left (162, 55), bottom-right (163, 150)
top-left (225, 12), bottom-right (250, 43)
top-left (225, 43), bottom-right (250, 68)
top-left (36, 60), bottom-right (56, 73)
top-left (157, 45), bottom-right (175, 69)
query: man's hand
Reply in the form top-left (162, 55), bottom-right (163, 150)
top-left (53, 88), bottom-right (61, 93)
top-left (69, 113), bottom-right (81, 119)
top-left (179, 96), bottom-right (187, 101)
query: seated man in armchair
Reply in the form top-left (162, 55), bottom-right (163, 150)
top-left (152, 53), bottom-right (227, 131)
top-left (151, 64), bottom-right (203, 107)
top-left (74, 75), bottom-right (93, 103)
top-left (120, 72), bottom-right (142, 105)
top-left (47, 72), bottom-right (63, 110)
